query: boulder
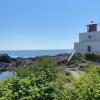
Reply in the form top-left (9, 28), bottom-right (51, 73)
top-left (0, 54), bottom-right (11, 63)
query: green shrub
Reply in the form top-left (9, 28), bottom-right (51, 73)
top-left (70, 66), bottom-right (100, 100)
top-left (12, 57), bottom-right (57, 82)
top-left (85, 53), bottom-right (100, 62)
top-left (0, 56), bottom-right (100, 100)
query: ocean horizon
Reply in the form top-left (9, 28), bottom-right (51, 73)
top-left (0, 49), bottom-right (73, 58)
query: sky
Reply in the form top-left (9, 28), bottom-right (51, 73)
top-left (0, 0), bottom-right (100, 50)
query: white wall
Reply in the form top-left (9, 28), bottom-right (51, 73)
top-left (74, 31), bottom-right (100, 53)
top-left (79, 31), bottom-right (100, 42)
top-left (74, 41), bottom-right (100, 53)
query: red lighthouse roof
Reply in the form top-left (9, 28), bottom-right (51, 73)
top-left (86, 21), bottom-right (98, 32)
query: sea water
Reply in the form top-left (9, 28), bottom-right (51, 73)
top-left (0, 49), bottom-right (73, 58)
top-left (0, 71), bottom-right (15, 80)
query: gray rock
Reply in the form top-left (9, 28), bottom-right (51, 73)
top-left (0, 54), bottom-right (11, 63)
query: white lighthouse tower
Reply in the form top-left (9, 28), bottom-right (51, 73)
top-left (74, 21), bottom-right (100, 53)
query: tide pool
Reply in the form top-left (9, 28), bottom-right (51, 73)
top-left (0, 71), bottom-right (15, 80)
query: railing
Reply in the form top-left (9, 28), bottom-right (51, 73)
top-left (67, 49), bottom-right (76, 62)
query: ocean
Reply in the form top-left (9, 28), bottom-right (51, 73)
top-left (0, 49), bottom-right (73, 58)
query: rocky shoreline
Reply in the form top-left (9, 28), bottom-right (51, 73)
top-left (0, 53), bottom-right (71, 69)
top-left (1, 53), bottom-right (100, 77)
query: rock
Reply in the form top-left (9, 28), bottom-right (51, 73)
top-left (15, 57), bottom-right (34, 67)
top-left (0, 54), bottom-right (11, 63)
top-left (0, 54), bottom-right (35, 68)
top-left (0, 62), bottom-right (10, 68)
top-left (0, 53), bottom-right (72, 68)
top-left (58, 67), bottom-right (80, 77)
top-left (52, 53), bottom-right (70, 65)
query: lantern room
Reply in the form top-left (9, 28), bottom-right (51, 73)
top-left (86, 21), bottom-right (98, 32)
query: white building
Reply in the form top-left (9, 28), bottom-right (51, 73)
top-left (74, 21), bottom-right (100, 53)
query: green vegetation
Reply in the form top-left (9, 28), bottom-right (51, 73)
top-left (0, 54), bottom-right (100, 100)
top-left (85, 53), bottom-right (100, 62)
top-left (12, 57), bottom-right (57, 81)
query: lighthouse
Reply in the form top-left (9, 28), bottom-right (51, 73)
top-left (74, 21), bottom-right (100, 53)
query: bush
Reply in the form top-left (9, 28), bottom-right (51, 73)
top-left (85, 53), bottom-right (100, 63)
top-left (12, 57), bottom-right (57, 82)
top-left (73, 71), bottom-right (100, 100)
top-left (67, 54), bottom-right (86, 65)
top-left (0, 56), bottom-right (100, 100)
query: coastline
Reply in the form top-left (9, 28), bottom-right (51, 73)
top-left (0, 53), bottom-right (71, 70)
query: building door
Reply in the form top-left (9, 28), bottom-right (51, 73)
top-left (87, 46), bottom-right (91, 52)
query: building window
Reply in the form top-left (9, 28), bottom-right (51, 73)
top-left (88, 35), bottom-right (92, 39)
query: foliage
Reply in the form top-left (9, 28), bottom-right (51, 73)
top-left (0, 73), bottom-right (73, 100)
top-left (30, 57), bottom-right (57, 82)
top-left (12, 57), bottom-right (57, 82)
top-left (0, 66), bottom-right (100, 100)
top-left (12, 66), bottom-right (31, 78)
top-left (72, 67), bottom-right (100, 100)
top-left (85, 53), bottom-right (100, 63)
top-left (0, 55), bottom-right (100, 100)
top-left (67, 53), bottom-right (86, 65)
